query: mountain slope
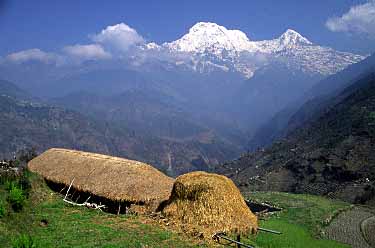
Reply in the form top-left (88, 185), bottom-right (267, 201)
top-left (249, 53), bottom-right (375, 149)
top-left (229, 61), bottom-right (320, 132)
top-left (0, 93), bottom-right (114, 158)
top-left (217, 72), bottom-right (375, 205)
top-left (51, 89), bottom-right (210, 140)
top-left (0, 80), bottom-right (240, 175)
top-left (0, 79), bottom-right (34, 100)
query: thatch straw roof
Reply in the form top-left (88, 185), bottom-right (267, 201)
top-left (28, 148), bottom-right (174, 206)
top-left (161, 171), bottom-right (258, 239)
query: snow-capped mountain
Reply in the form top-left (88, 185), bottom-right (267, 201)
top-left (145, 22), bottom-right (365, 78)
top-left (255, 29), bottom-right (312, 52)
top-left (0, 21), bottom-right (370, 171)
top-left (254, 29), bottom-right (364, 75)
top-left (165, 22), bottom-right (258, 56)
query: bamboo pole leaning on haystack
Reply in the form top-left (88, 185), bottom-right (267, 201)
top-left (63, 178), bottom-right (107, 211)
top-left (212, 232), bottom-right (254, 248)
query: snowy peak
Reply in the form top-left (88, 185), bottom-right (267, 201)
top-left (279, 29), bottom-right (312, 46)
top-left (165, 22), bottom-right (257, 54)
top-left (188, 22), bottom-right (249, 42)
top-left (164, 23), bottom-right (313, 55)
top-left (188, 22), bottom-right (225, 34)
top-left (255, 29), bottom-right (313, 53)
top-left (151, 22), bottom-right (364, 78)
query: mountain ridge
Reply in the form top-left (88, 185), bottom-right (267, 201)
top-left (217, 71), bottom-right (375, 205)
top-left (249, 53), bottom-right (375, 150)
top-left (151, 22), bottom-right (365, 78)
top-left (0, 79), bottom-right (241, 175)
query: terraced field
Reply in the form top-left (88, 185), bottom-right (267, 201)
top-left (242, 191), bottom-right (352, 248)
top-left (361, 216), bottom-right (375, 247)
top-left (325, 207), bottom-right (375, 248)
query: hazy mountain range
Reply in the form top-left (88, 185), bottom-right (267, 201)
top-left (0, 79), bottom-right (241, 175)
top-left (217, 53), bottom-right (375, 205)
top-left (0, 22), bottom-right (369, 174)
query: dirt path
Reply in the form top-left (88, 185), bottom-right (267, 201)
top-left (324, 207), bottom-right (375, 248)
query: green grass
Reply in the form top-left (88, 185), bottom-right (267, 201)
top-left (12, 234), bottom-right (37, 248)
top-left (0, 174), bottom-right (199, 248)
top-left (250, 219), bottom-right (347, 248)
top-left (7, 183), bottom-right (26, 212)
top-left (1, 173), bottom-right (354, 248)
top-left (242, 191), bottom-right (352, 248)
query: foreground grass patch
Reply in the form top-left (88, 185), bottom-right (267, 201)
top-left (253, 219), bottom-right (349, 248)
top-left (1, 173), bottom-right (354, 248)
top-left (0, 174), bottom-right (197, 248)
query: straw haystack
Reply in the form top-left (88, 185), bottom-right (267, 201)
top-left (28, 148), bottom-right (174, 212)
top-left (161, 171), bottom-right (258, 239)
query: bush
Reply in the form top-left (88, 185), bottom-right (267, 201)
top-left (0, 200), bottom-right (5, 217)
top-left (3, 171), bottom-right (31, 211)
top-left (18, 174), bottom-right (31, 197)
top-left (12, 234), bottom-right (37, 248)
top-left (8, 184), bottom-right (26, 212)
top-left (5, 180), bottom-right (17, 191)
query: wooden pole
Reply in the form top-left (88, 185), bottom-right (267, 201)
top-left (64, 178), bottom-right (75, 200)
top-left (117, 202), bottom-right (121, 215)
top-left (213, 233), bottom-right (254, 248)
top-left (237, 235), bottom-right (241, 248)
top-left (258, 227), bottom-right (282, 235)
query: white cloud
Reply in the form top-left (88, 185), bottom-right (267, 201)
top-left (326, 1), bottom-right (375, 36)
top-left (6, 48), bottom-right (57, 64)
top-left (91, 23), bottom-right (144, 52)
top-left (3, 23), bottom-right (149, 66)
top-left (63, 44), bottom-right (111, 60)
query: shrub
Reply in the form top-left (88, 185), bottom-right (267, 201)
top-left (12, 160), bottom-right (20, 167)
top-left (0, 200), bottom-right (5, 217)
top-left (5, 180), bottom-right (17, 190)
top-left (18, 174), bottom-right (31, 197)
top-left (0, 172), bottom-right (12, 185)
top-left (8, 184), bottom-right (26, 212)
top-left (12, 234), bottom-right (37, 248)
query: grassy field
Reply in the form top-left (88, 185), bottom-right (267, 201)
top-left (0, 173), bottom-right (354, 248)
top-left (0, 173), bottom-right (200, 248)
top-left (242, 192), bottom-right (352, 248)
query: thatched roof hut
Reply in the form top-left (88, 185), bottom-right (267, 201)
top-left (161, 171), bottom-right (258, 239)
top-left (28, 148), bottom-right (174, 212)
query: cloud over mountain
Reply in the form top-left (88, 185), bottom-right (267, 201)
top-left (3, 23), bottom-right (143, 64)
top-left (91, 23), bottom-right (145, 52)
top-left (5, 48), bottom-right (58, 64)
top-left (326, 1), bottom-right (375, 37)
top-left (63, 44), bottom-right (111, 61)
top-left (0, 22), bottom-right (364, 78)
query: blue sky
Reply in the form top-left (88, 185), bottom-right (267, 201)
top-left (1, 0), bottom-right (374, 56)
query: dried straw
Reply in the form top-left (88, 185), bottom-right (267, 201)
top-left (161, 171), bottom-right (258, 239)
top-left (28, 148), bottom-right (174, 208)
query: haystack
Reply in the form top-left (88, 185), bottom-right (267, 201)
top-left (28, 148), bottom-right (174, 212)
top-left (161, 171), bottom-right (258, 239)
